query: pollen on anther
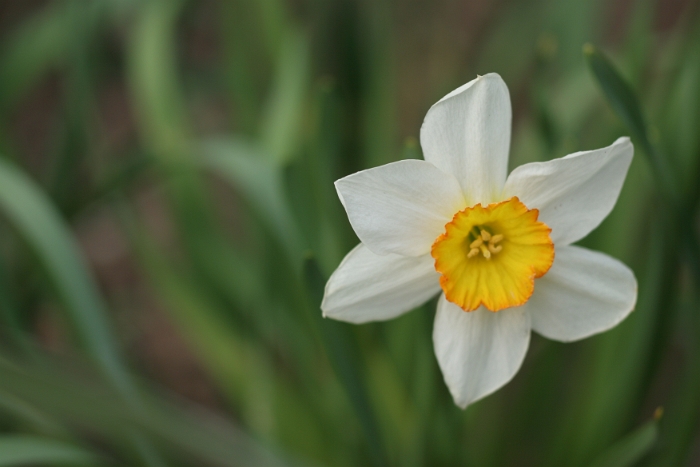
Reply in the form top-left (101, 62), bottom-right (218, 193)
top-left (467, 248), bottom-right (480, 258)
top-left (480, 230), bottom-right (491, 241)
top-left (490, 234), bottom-right (504, 244)
top-left (470, 238), bottom-right (483, 249)
top-left (488, 244), bottom-right (502, 254)
top-left (479, 244), bottom-right (491, 259)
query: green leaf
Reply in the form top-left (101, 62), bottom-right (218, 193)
top-left (0, 157), bottom-right (132, 399)
top-left (358, 1), bottom-right (396, 168)
top-left (645, 295), bottom-right (700, 465)
top-left (220, 2), bottom-right (264, 134)
top-left (587, 413), bottom-right (660, 467)
top-left (261, 27), bottom-right (310, 165)
top-left (303, 256), bottom-right (388, 467)
top-left (121, 210), bottom-right (268, 412)
top-left (0, 156), bottom-right (164, 465)
top-left (0, 3), bottom-right (97, 113)
top-left (252, 0), bottom-right (289, 58)
top-left (201, 137), bottom-right (303, 265)
top-left (0, 256), bottom-right (27, 349)
top-left (545, 215), bottom-right (670, 467)
top-left (126, 0), bottom-right (190, 159)
top-left (0, 436), bottom-right (95, 466)
top-left (583, 45), bottom-right (647, 144)
top-left (0, 356), bottom-right (304, 467)
top-left (584, 44), bottom-right (678, 202)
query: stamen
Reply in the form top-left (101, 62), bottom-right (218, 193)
top-left (466, 226), bottom-right (504, 259)
top-left (479, 244), bottom-right (491, 259)
top-left (469, 238), bottom-right (483, 249)
top-left (488, 244), bottom-right (502, 254)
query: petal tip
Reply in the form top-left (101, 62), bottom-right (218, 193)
top-left (454, 396), bottom-right (470, 410)
top-left (333, 179), bottom-right (349, 209)
top-left (479, 72), bottom-right (505, 82)
top-left (612, 137), bottom-right (634, 158)
top-left (320, 287), bottom-right (332, 319)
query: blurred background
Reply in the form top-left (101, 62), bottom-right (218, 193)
top-left (0, 0), bottom-right (699, 466)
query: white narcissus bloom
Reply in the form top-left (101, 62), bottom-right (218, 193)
top-left (321, 73), bottom-right (637, 409)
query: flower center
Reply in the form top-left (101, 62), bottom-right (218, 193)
top-left (466, 227), bottom-right (504, 259)
top-left (431, 196), bottom-right (554, 312)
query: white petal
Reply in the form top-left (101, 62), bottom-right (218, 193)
top-left (527, 245), bottom-right (637, 342)
top-left (321, 244), bottom-right (440, 324)
top-left (433, 295), bottom-right (531, 408)
top-left (420, 73), bottom-right (512, 204)
top-left (503, 137), bottom-right (633, 246)
top-left (335, 160), bottom-right (465, 257)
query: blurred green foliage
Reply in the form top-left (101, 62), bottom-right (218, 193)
top-left (0, 0), bottom-right (698, 466)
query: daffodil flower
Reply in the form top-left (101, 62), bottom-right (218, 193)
top-left (321, 73), bottom-right (637, 408)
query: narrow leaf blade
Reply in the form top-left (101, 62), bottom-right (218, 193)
top-left (584, 44), bottom-right (677, 201)
top-left (0, 436), bottom-right (95, 466)
top-left (587, 415), bottom-right (660, 467)
top-left (0, 158), bottom-right (131, 398)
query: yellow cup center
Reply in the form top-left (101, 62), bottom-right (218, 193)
top-left (431, 196), bottom-right (554, 312)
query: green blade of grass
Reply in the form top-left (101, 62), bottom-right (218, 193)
top-left (126, 0), bottom-right (190, 160)
top-left (587, 413), bottom-right (660, 467)
top-left (645, 279), bottom-right (700, 466)
top-left (0, 2), bottom-right (98, 113)
top-left (584, 44), bottom-right (678, 203)
top-left (0, 157), bottom-right (131, 399)
top-left (0, 355), bottom-right (309, 467)
top-left (0, 255), bottom-right (28, 350)
top-left (122, 211), bottom-right (272, 417)
top-left (220, 1), bottom-right (263, 134)
top-left (303, 256), bottom-right (388, 467)
top-left (201, 137), bottom-right (303, 265)
top-left (0, 158), bottom-right (166, 466)
top-left (0, 435), bottom-right (96, 466)
top-left (647, 350), bottom-right (700, 466)
top-left (261, 28), bottom-right (310, 166)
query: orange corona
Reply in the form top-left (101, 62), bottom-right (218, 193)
top-left (431, 196), bottom-right (554, 312)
